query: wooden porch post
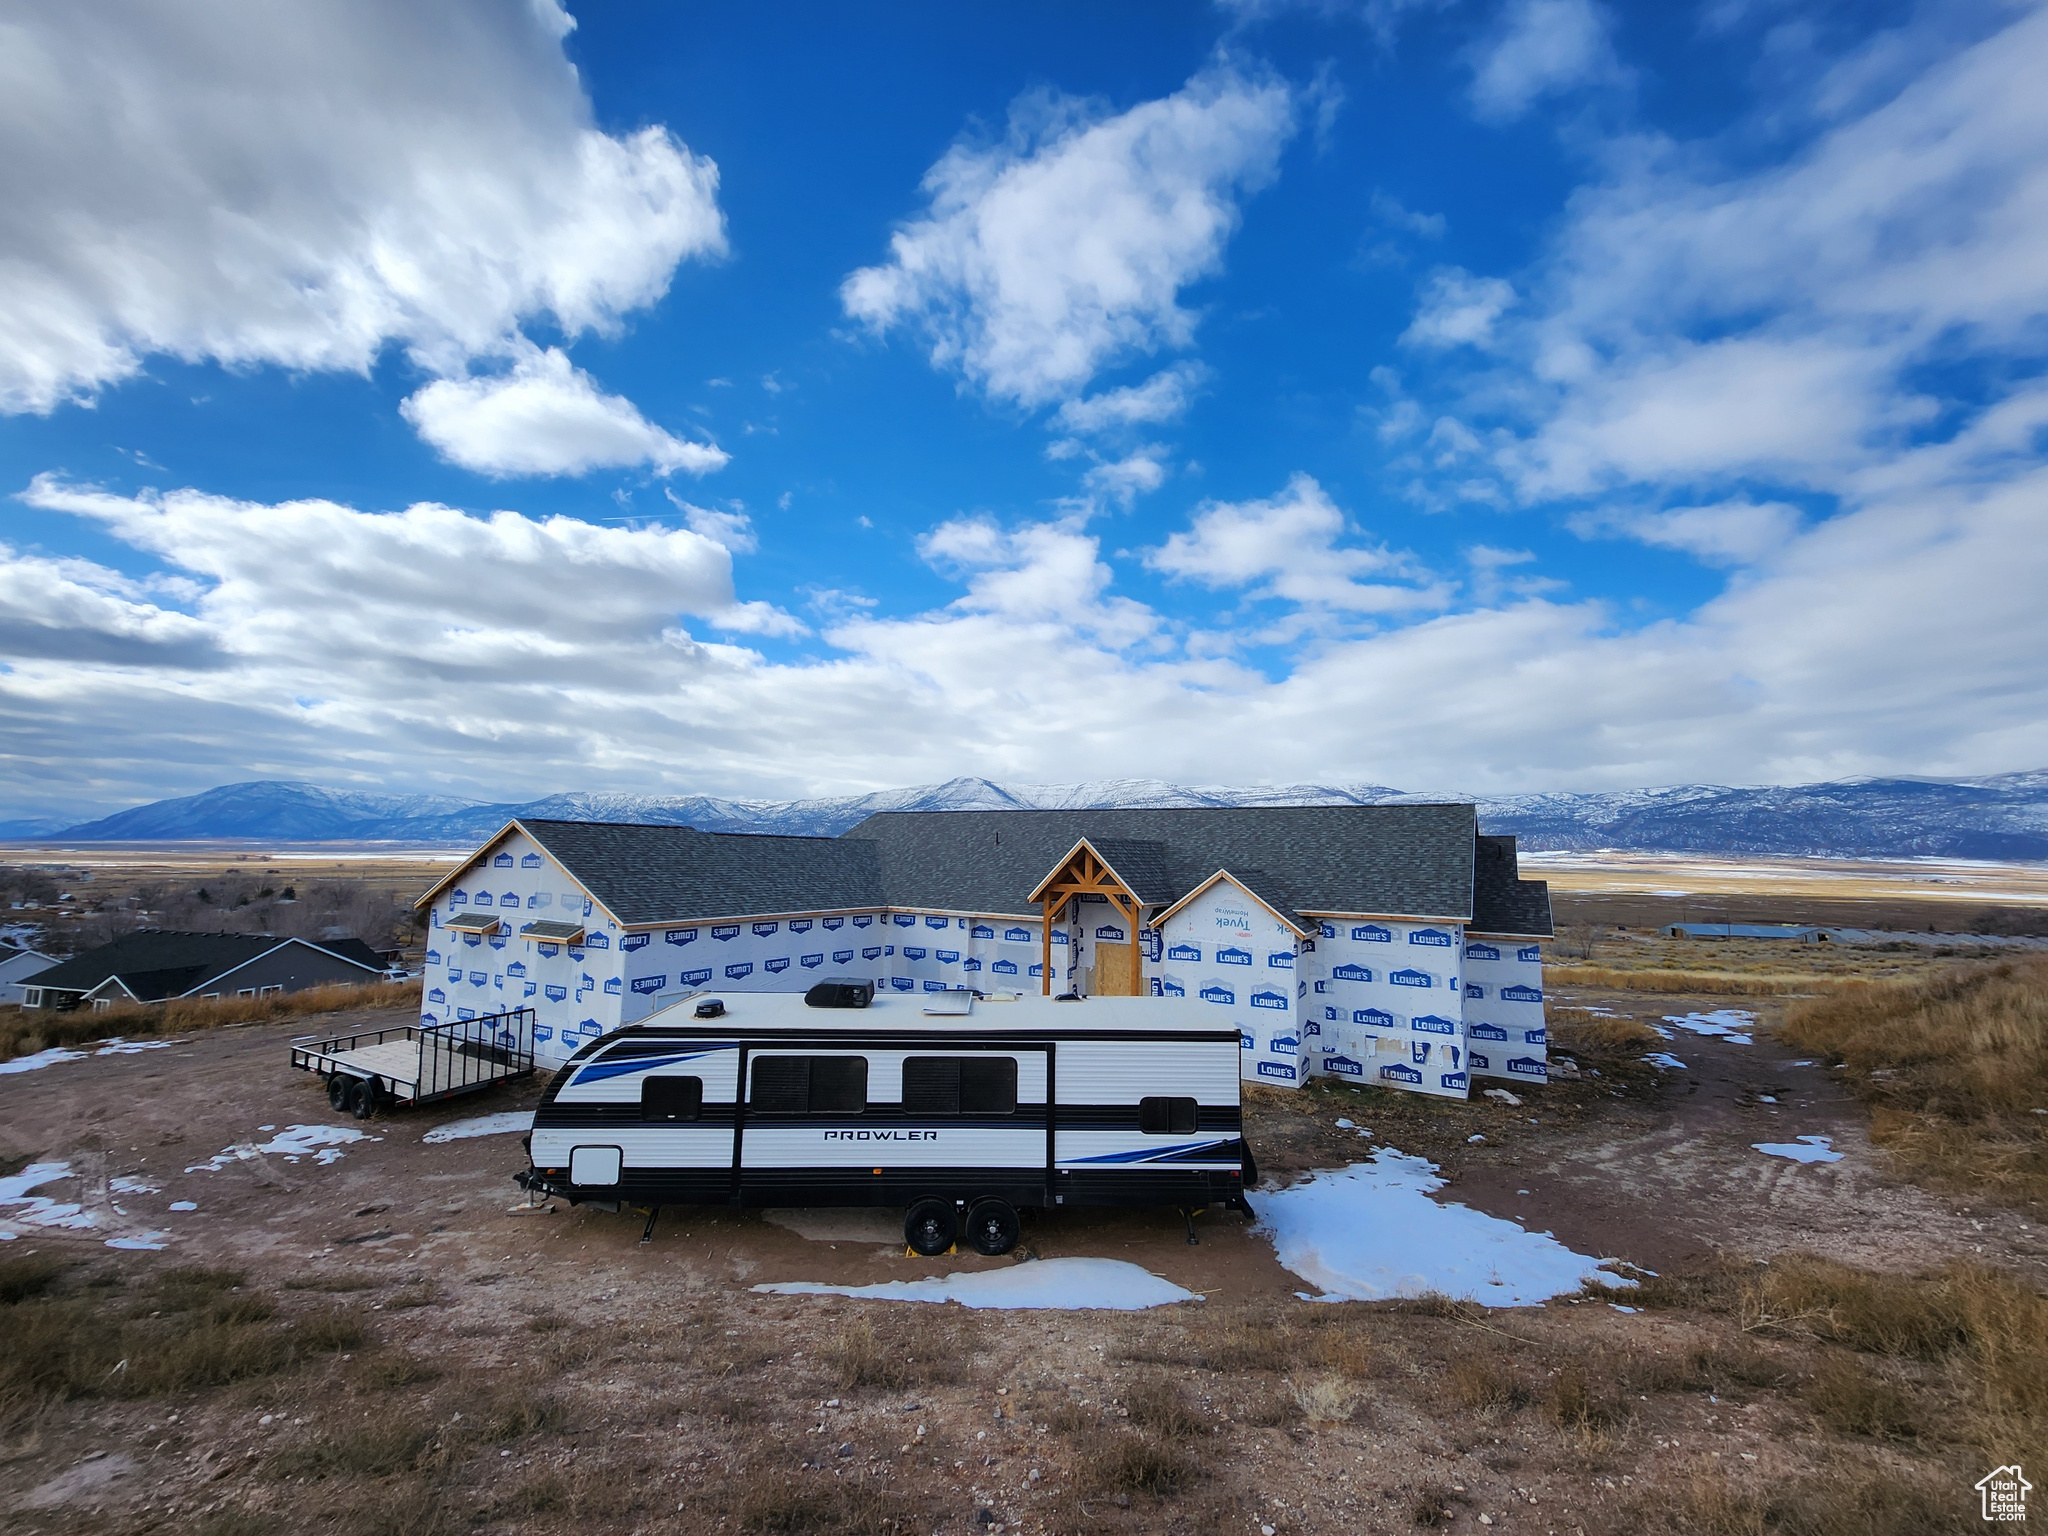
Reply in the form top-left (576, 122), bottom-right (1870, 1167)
top-left (1042, 895), bottom-right (1055, 995)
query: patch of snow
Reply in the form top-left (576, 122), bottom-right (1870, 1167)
top-left (0, 1046), bottom-right (87, 1075)
top-left (1662, 1009), bottom-right (1756, 1044)
top-left (1757, 1095), bottom-right (1777, 1104)
top-left (106, 1234), bottom-right (167, 1251)
top-left (1334, 1118), bottom-right (1354, 1128)
top-left (754, 1256), bottom-right (1197, 1310)
top-left (169, 1201), bottom-right (198, 1212)
top-left (109, 1175), bottom-right (161, 1195)
top-left (95, 1038), bottom-right (177, 1056)
top-left (1790, 1060), bottom-right (1814, 1066)
top-left (1483, 1089), bottom-right (1523, 1107)
top-left (1610, 1304), bottom-right (1639, 1314)
top-left (1466, 1134), bottom-right (1485, 1143)
top-left (1753, 1135), bottom-right (1844, 1164)
top-left (0, 1161), bottom-right (97, 1235)
top-left (187, 1124), bottom-right (378, 1172)
top-left (422, 1111), bottom-right (533, 1144)
top-left (1254, 1151), bottom-right (1631, 1308)
top-left (1643, 1052), bottom-right (1688, 1070)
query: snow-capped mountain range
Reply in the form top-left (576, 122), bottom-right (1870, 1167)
top-left (6, 771), bottom-right (2047, 860)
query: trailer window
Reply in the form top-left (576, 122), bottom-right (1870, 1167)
top-left (903, 1056), bottom-right (1018, 1116)
top-left (641, 1075), bottom-right (703, 1122)
top-left (749, 1054), bottom-right (869, 1114)
top-left (1138, 1096), bottom-right (1199, 1135)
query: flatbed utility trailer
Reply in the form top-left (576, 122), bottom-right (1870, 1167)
top-left (515, 986), bottom-right (1253, 1255)
top-left (292, 1007), bottom-right (535, 1118)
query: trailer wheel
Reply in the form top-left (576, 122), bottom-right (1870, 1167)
top-left (964, 1199), bottom-right (1019, 1257)
top-left (327, 1073), bottom-right (352, 1113)
top-left (904, 1198), bottom-right (957, 1256)
top-left (347, 1077), bottom-right (375, 1120)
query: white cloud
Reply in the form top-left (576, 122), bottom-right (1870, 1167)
top-left (1147, 473), bottom-right (1450, 614)
top-left (1082, 449), bottom-right (1171, 508)
top-left (841, 64), bottom-right (1296, 408)
top-left (664, 492), bottom-right (758, 555)
top-left (1570, 499), bottom-right (1803, 566)
top-left (0, 0), bottom-right (724, 460)
top-left (1369, 189), bottom-right (1446, 240)
top-left (1054, 363), bottom-right (1211, 435)
top-left (401, 344), bottom-right (727, 479)
top-left (1402, 268), bottom-right (1517, 349)
top-left (1465, 0), bottom-right (1627, 123)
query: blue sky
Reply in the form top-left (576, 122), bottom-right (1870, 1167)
top-left (3, 0), bottom-right (2045, 819)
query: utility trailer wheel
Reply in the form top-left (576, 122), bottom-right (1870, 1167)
top-left (965, 1199), bottom-right (1020, 1257)
top-left (327, 1073), bottom-right (352, 1113)
top-left (904, 1198), bottom-right (957, 1256)
top-left (347, 1077), bottom-right (376, 1120)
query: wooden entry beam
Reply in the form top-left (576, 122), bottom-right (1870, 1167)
top-left (1033, 843), bottom-right (1143, 996)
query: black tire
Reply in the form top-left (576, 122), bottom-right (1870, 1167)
top-left (1240, 1140), bottom-right (1260, 1189)
top-left (347, 1076), bottom-right (375, 1120)
top-left (327, 1073), bottom-right (352, 1113)
top-left (965, 1199), bottom-right (1020, 1257)
top-left (904, 1198), bottom-right (957, 1256)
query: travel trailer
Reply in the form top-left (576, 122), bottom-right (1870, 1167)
top-left (517, 984), bottom-right (1251, 1255)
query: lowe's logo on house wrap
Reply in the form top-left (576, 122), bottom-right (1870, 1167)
top-left (468, 970), bottom-right (487, 985)
top-left (1469, 1051), bottom-right (1492, 1071)
top-left (902, 946), bottom-right (928, 961)
top-left (1250, 990), bottom-right (1289, 1011)
top-left (461, 934), bottom-right (481, 949)
top-left (475, 892), bottom-right (493, 908)
top-left (890, 977), bottom-right (915, 991)
top-left (801, 953), bottom-right (825, 969)
top-left (1412, 1014), bottom-right (1457, 1036)
top-left (1326, 1054), bottom-right (1364, 1077)
top-left (1257, 1061), bottom-right (1297, 1081)
top-left (852, 914), bottom-right (872, 927)
top-left (1331, 963), bottom-right (1374, 982)
top-left (458, 1007), bottom-right (476, 1021)
top-left (924, 916), bottom-right (948, 930)
top-left (427, 988), bottom-right (446, 1004)
top-left (1319, 923), bottom-right (1337, 940)
top-left (1507, 1057), bottom-right (1548, 1080)
top-left (506, 961), bottom-right (527, 978)
top-left (893, 914), bottom-right (916, 928)
top-left (861, 946), bottom-right (882, 960)
top-left (972, 924), bottom-right (995, 939)
top-left (602, 977), bottom-right (622, 995)
top-left (1324, 1006), bottom-right (1341, 1022)
top-left (680, 968), bottom-right (712, 986)
top-left (521, 853), bottom-right (542, 868)
top-left (621, 933), bottom-right (649, 953)
top-left (1352, 924), bottom-right (1391, 943)
top-left (583, 932), bottom-right (609, 949)
top-left (991, 959), bottom-right (1018, 975)
top-left (425, 949), bottom-right (442, 965)
top-left (1200, 985), bottom-right (1235, 1005)
top-left (666, 929), bottom-right (698, 946)
top-left (493, 853), bottom-right (513, 867)
top-left (1410, 928), bottom-right (1453, 947)
top-left (629, 976), bottom-right (666, 995)
top-left (1303, 1020), bottom-right (1321, 1036)
top-left (1094, 924), bottom-right (1125, 942)
top-left (1467, 984), bottom-right (1485, 999)
top-left (725, 963), bottom-right (754, 980)
top-left (1267, 952), bottom-right (1292, 969)
top-left (816, 916), bottom-right (842, 931)
top-left (567, 947), bottom-right (584, 962)
top-left (1353, 1007), bottom-right (1396, 1028)
top-left (1379, 1063), bottom-right (1422, 1084)
top-left (764, 957), bottom-right (791, 974)
top-left (449, 890), bottom-right (468, 905)
top-left (752, 922), bottom-right (779, 938)
top-left (712, 925), bottom-right (739, 941)
top-left (1466, 942), bottom-right (1501, 961)
top-left (544, 985), bottom-right (568, 1002)
top-left (1502, 984), bottom-right (1543, 1003)
top-left (963, 957), bottom-right (982, 972)
top-left (832, 949), bottom-right (854, 964)
top-left (537, 942), bottom-right (559, 957)
top-left (500, 891), bottom-right (518, 907)
top-left (1216, 946), bottom-right (1251, 966)
top-left (1440, 1072), bottom-right (1468, 1091)
top-left (789, 919), bottom-right (812, 934)
top-left (1004, 927), bottom-right (1032, 943)
top-left (1390, 968), bottom-right (1433, 988)
top-left (1467, 1023), bottom-right (1509, 1044)
top-left (1168, 943), bottom-right (1201, 962)
top-left (923, 980), bottom-right (951, 992)
top-left (1523, 1028), bottom-right (1547, 1045)
top-left (1268, 1035), bottom-right (1300, 1054)
top-left (1411, 1041), bottom-right (1433, 1064)
top-left (1049, 930), bottom-right (1069, 946)
top-left (936, 949), bottom-right (959, 964)
top-left (1518, 945), bottom-right (1542, 962)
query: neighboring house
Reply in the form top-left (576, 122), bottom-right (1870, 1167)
top-left (413, 806), bottom-right (1553, 1099)
top-left (0, 942), bottom-right (56, 1006)
top-left (22, 930), bottom-right (385, 1011)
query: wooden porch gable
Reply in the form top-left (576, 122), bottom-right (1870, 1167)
top-left (1026, 840), bottom-right (1143, 996)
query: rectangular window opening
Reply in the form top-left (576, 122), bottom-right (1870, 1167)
top-left (902, 1055), bottom-right (1018, 1116)
top-left (641, 1074), bottom-right (703, 1123)
top-left (749, 1054), bottom-right (868, 1115)
top-left (1138, 1095), bottom-right (1199, 1135)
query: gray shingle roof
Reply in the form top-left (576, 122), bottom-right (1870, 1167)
top-left (29, 931), bottom-right (286, 996)
top-left (1470, 834), bottom-right (1554, 937)
top-left (1069, 838), bottom-right (1177, 904)
top-left (516, 820), bottom-right (884, 925)
top-left (842, 804), bottom-right (1481, 920)
top-left (1211, 868), bottom-right (1309, 934)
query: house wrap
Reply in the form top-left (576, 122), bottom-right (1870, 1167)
top-left (412, 805), bottom-right (1554, 1099)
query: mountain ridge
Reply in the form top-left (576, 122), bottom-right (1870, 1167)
top-left (15, 771), bottom-right (2048, 861)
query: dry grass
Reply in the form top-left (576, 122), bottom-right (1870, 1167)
top-left (0, 978), bottom-right (423, 1062)
top-left (1079, 1429), bottom-right (1199, 1496)
top-left (1804, 1356), bottom-right (1919, 1438)
top-left (1780, 956), bottom-right (2048, 1204)
top-left (824, 1316), bottom-right (969, 1391)
top-left (1548, 965), bottom-right (1873, 996)
top-left (1446, 1355), bottom-right (1532, 1417)
top-left (1639, 1462), bottom-right (1973, 1535)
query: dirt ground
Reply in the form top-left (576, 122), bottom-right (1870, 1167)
top-left (2, 978), bottom-right (2039, 1535)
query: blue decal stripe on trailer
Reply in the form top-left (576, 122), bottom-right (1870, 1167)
top-left (567, 1047), bottom-right (733, 1086)
top-left (1068, 1138), bottom-right (1239, 1165)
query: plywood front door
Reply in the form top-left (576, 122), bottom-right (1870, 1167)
top-left (1093, 941), bottom-right (1139, 996)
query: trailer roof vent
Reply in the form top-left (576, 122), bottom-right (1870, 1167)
top-left (804, 977), bottom-right (873, 1009)
top-left (921, 988), bottom-right (975, 1016)
top-left (694, 998), bottom-right (726, 1019)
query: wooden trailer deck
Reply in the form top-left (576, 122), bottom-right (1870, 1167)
top-left (291, 1007), bottom-right (535, 1113)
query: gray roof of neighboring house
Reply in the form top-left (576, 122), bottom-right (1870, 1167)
top-left (1469, 835), bottom-right (1554, 938)
top-left (27, 930), bottom-right (379, 999)
top-left (448, 806), bottom-right (1538, 930)
top-left (516, 820), bottom-right (884, 925)
top-left (842, 804), bottom-right (1483, 920)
